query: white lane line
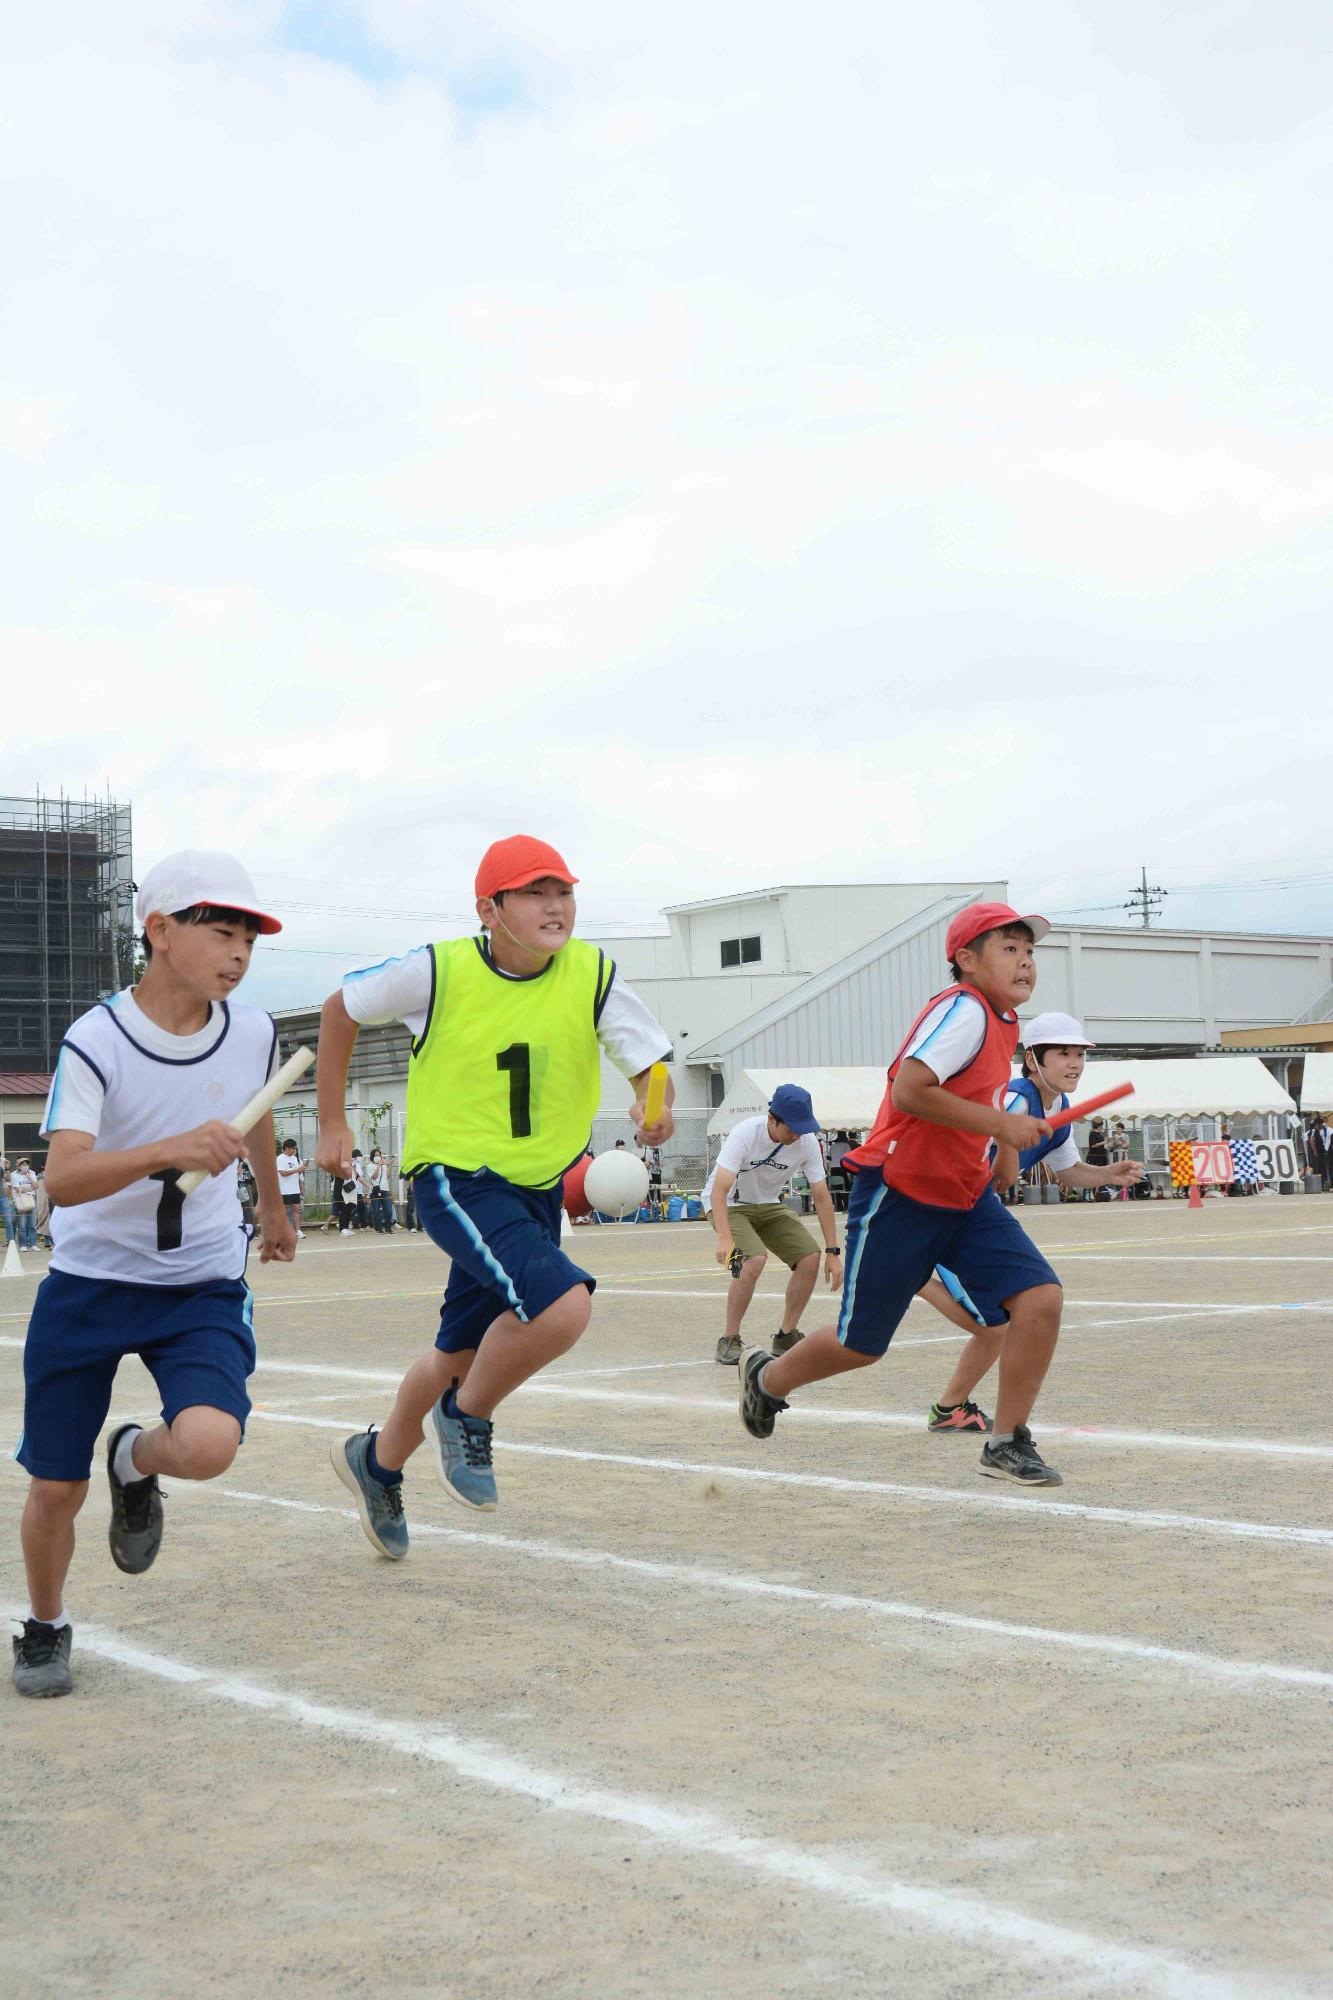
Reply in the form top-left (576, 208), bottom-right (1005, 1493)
top-left (210, 1486), bottom-right (1333, 1697)
top-left (549, 1358), bottom-right (719, 1379)
top-left (1061, 1255), bottom-right (1333, 1265)
top-left (247, 1413), bottom-right (1333, 1548)
top-left (0, 1602), bottom-right (1295, 1999)
top-left (238, 1357), bottom-right (1333, 1462)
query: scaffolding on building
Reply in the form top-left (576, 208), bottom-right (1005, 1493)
top-left (0, 791), bottom-right (134, 1070)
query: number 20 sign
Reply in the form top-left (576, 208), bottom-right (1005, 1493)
top-left (1189, 1142), bottom-right (1234, 1184)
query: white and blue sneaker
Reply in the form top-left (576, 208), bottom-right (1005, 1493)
top-left (429, 1389), bottom-right (498, 1511)
top-left (330, 1429), bottom-right (409, 1559)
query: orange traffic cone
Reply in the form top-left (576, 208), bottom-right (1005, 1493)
top-left (1187, 1181), bottom-right (1203, 1210)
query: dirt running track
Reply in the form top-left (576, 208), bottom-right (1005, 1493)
top-left (2, 1197), bottom-right (1331, 1999)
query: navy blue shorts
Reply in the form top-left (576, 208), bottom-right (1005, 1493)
top-left (414, 1165), bottom-right (595, 1356)
top-left (17, 1271), bottom-right (256, 1482)
top-left (838, 1178), bottom-right (1059, 1357)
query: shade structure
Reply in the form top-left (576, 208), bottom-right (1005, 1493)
top-left (1074, 1057), bottom-right (1293, 1120)
top-left (706, 1067), bottom-right (890, 1137)
top-left (1298, 1053), bottom-right (1333, 1112)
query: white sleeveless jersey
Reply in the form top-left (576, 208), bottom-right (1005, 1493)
top-left (42, 991), bottom-right (279, 1287)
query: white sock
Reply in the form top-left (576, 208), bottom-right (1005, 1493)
top-left (112, 1425), bottom-right (146, 1485)
top-left (31, 1608), bottom-right (70, 1630)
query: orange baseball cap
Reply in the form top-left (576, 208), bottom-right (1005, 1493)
top-left (475, 836), bottom-right (578, 900)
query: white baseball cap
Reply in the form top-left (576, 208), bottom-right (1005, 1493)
top-left (135, 850), bottom-right (282, 936)
top-left (1022, 1011), bottom-right (1094, 1049)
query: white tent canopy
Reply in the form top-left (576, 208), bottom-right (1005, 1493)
top-left (1299, 1053), bottom-right (1333, 1112)
top-left (706, 1067), bottom-right (888, 1137)
top-left (1074, 1057), bottom-right (1293, 1120)
top-left (707, 1056), bottom-right (1294, 1137)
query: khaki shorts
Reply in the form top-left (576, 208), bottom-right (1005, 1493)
top-left (724, 1202), bottom-right (820, 1269)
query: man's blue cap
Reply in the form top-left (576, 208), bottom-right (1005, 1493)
top-left (768, 1083), bottom-right (819, 1135)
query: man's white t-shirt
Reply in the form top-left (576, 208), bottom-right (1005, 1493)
top-left (341, 943), bottom-right (667, 1079)
top-left (703, 1114), bottom-right (826, 1208)
top-left (41, 990), bottom-right (278, 1286)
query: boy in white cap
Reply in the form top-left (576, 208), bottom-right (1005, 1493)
top-left (923, 1011), bottom-right (1143, 1434)
top-left (11, 852), bottom-right (296, 1699)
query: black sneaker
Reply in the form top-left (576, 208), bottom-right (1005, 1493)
top-left (738, 1345), bottom-right (787, 1440)
top-left (106, 1423), bottom-right (165, 1573)
top-left (12, 1619), bottom-right (73, 1698)
top-left (979, 1424), bottom-right (1063, 1486)
top-left (772, 1329), bottom-right (804, 1356)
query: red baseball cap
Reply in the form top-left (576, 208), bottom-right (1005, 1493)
top-left (475, 836), bottom-right (578, 901)
top-left (945, 901), bottom-right (1050, 962)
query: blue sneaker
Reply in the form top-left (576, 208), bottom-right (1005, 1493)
top-left (429, 1390), bottom-right (498, 1511)
top-left (330, 1429), bottom-right (409, 1559)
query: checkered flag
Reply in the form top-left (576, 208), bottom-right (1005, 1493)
top-left (1229, 1138), bottom-right (1259, 1182)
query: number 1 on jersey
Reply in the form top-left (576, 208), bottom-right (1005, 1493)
top-left (150, 1168), bottom-right (186, 1252)
top-left (496, 1043), bottom-right (532, 1138)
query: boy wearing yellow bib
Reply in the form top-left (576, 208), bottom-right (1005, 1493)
top-left (315, 836), bottom-right (673, 1554)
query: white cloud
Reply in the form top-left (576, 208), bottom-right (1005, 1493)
top-left (4, 1), bottom-right (1333, 1010)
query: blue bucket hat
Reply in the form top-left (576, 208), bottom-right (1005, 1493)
top-left (768, 1083), bottom-right (819, 1135)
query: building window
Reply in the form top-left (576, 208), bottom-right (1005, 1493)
top-left (720, 935), bottom-right (761, 969)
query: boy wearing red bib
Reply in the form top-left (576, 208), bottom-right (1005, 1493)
top-left (737, 903), bottom-right (1068, 1486)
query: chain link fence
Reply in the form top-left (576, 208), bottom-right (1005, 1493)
top-left (589, 1105), bottom-right (716, 1194)
top-left (270, 1100), bottom-right (401, 1222)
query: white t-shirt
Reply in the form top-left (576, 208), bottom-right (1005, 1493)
top-left (276, 1152), bottom-right (305, 1196)
top-left (703, 1114), bottom-right (826, 1207)
top-left (42, 990), bottom-right (279, 1286)
top-left (1001, 1083), bottom-right (1079, 1172)
top-left (341, 942), bottom-right (668, 1079)
top-left (901, 991), bottom-right (994, 1083)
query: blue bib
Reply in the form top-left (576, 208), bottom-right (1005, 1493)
top-left (1008, 1074), bottom-right (1071, 1171)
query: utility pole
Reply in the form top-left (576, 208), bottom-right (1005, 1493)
top-left (1123, 865), bottom-right (1166, 929)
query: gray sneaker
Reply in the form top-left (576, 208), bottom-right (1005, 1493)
top-left (738, 1345), bottom-right (787, 1440)
top-left (716, 1333), bottom-right (743, 1366)
top-left (12, 1619), bottom-right (73, 1698)
top-left (772, 1328), bottom-right (804, 1356)
top-left (106, 1423), bottom-right (164, 1574)
top-left (428, 1389), bottom-right (498, 1511)
top-left (979, 1424), bottom-right (1063, 1487)
top-left (330, 1429), bottom-right (409, 1558)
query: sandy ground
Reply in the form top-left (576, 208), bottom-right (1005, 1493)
top-left (2, 1196), bottom-right (1331, 2000)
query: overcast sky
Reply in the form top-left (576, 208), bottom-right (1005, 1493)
top-left (4, 1), bottom-right (1332, 1009)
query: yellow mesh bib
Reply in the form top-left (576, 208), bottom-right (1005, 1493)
top-left (403, 936), bottom-right (612, 1187)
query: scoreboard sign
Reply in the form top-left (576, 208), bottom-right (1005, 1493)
top-left (1188, 1142), bottom-right (1234, 1185)
top-left (1170, 1137), bottom-right (1298, 1186)
top-left (1250, 1138), bottom-right (1298, 1183)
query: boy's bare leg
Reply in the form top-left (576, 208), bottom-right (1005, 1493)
top-left (130, 1407), bottom-right (243, 1482)
top-left (992, 1284), bottom-right (1062, 1434)
top-left (21, 1479), bottom-right (87, 1622)
top-left (374, 1349), bottom-right (470, 1471)
top-left (374, 1283), bottom-right (593, 1466)
top-left (724, 1256), bottom-right (765, 1337)
top-left (936, 1328), bottom-right (1006, 1405)
top-left (759, 1324), bottom-right (876, 1397)
top-left (780, 1251), bottom-right (819, 1332)
top-left (456, 1284), bottom-right (591, 1418)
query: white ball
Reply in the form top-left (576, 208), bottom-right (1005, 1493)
top-left (583, 1149), bottom-right (650, 1217)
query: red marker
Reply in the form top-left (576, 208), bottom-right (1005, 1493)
top-left (1045, 1081), bottom-right (1135, 1133)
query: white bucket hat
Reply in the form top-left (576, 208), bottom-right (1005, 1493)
top-left (1022, 1010), bottom-right (1095, 1049)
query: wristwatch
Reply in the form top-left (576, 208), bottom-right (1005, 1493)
top-left (824, 1245), bottom-right (841, 1254)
